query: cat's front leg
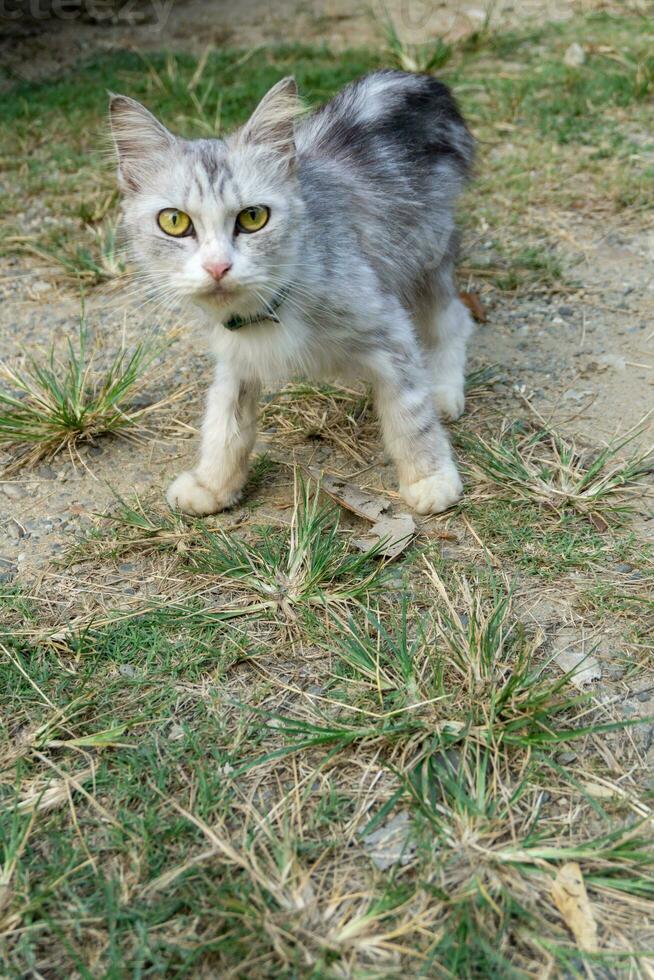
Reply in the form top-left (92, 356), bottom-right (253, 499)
top-left (372, 355), bottom-right (462, 515)
top-left (167, 364), bottom-right (260, 516)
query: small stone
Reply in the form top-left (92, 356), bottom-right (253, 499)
top-left (563, 388), bottom-right (593, 403)
top-left (558, 306), bottom-right (574, 317)
top-left (555, 648), bottom-right (602, 687)
top-left (604, 665), bottom-right (626, 680)
top-left (1, 484), bottom-right (25, 500)
top-left (597, 353), bottom-right (626, 372)
top-left (615, 562), bottom-right (634, 574)
top-left (118, 664), bottom-right (139, 678)
top-left (88, 444), bottom-right (104, 456)
top-left (556, 751), bottom-right (578, 765)
top-left (6, 520), bottom-right (27, 540)
top-left (636, 690), bottom-right (652, 703)
top-left (564, 42), bottom-right (586, 67)
top-left (362, 810), bottom-right (415, 870)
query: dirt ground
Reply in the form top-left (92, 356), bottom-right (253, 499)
top-left (1, 0), bottom-right (643, 83)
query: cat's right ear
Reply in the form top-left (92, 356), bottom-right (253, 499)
top-left (108, 94), bottom-right (175, 191)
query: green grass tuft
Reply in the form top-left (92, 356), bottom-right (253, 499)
top-left (190, 477), bottom-right (391, 614)
top-left (0, 314), bottom-right (173, 472)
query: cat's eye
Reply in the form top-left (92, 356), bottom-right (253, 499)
top-left (158, 208), bottom-right (193, 237)
top-left (236, 205), bottom-right (270, 234)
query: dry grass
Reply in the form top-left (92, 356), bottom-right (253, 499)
top-left (260, 382), bottom-right (377, 468)
top-left (459, 421), bottom-right (653, 524)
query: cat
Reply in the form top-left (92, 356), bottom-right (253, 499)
top-left (109, 69), bottom-right (475, 515)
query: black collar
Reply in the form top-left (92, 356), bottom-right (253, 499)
top-left (223, 285), bottom-right (290, 332)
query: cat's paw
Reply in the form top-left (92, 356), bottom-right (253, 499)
top-left (433, 384), bottom-right (465, 421)
top-left (166, 471), bottom-right (240, 516)
top-left (401, 463), bottom-right (463, 515)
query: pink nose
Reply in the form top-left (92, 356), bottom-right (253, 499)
top-left (203, 260), bottom-right (232, 282)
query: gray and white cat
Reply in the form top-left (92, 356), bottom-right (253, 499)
top-left (109, 70), bottom-right (475, 515)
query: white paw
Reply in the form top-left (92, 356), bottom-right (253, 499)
top-left (401, 463), bottom-right (463, 515)
top-left (166, 471), bottom-right (239, 516)
top-left (433, 384), bottom-right (465, 421)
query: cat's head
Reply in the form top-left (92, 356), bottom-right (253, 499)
top-left (109, 78), bottom-right (305, 321)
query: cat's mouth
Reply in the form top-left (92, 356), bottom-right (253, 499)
top-left (197, 281), bottom-right (241, 303)
top-left (194, 282), bottom-right (264, 320)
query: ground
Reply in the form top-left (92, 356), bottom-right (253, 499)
top-left (1, 1), bottom-right (653, 977)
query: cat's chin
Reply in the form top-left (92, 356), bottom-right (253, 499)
top-left (193, 288), bottom-right (242, 315)
top-left (193, 293), bottom-right (266, 329)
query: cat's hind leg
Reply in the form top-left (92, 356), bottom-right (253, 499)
top-left (423, 295), bottom-right (474, 422)
top-left (366, 302), bottom-right (463, 515)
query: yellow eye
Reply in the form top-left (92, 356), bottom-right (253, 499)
top-left (236, 205), bottom-right (270, 234)
top-left (157, 209), bottom-right (193, 237)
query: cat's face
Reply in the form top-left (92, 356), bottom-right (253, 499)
top-left (109, 79), bottom-right (304, 320)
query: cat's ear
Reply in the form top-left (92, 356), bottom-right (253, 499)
top-left (109, 94), bottom-right (175, 191)
top-left (240, 77), bottom-right (300, 163)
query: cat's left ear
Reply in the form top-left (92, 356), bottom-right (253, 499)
top-left (240, 77), bottom-right (300, 163)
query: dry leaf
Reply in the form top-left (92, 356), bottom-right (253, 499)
top-left (459, 290), bottom-right (487, 323)
top-left (551, 862), bottom-right (598, 952)
top-left (307, 468), bottom-right (417, 559)
top-left (310, 470), bottom-right (388, 522)
top-left (353, 512), bottom-right (417, 560)
top-left (589, 512), bottom-right (609, 533)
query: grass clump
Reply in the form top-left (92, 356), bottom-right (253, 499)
top-left (190, 478), bottom-right (390, 616)
top-left (231, 568), bottom-right (654, 973)
top-left (379, 4), bottom-right (453, 73)
top-left (11, 216), bottom-right (127, 287)
top-left (284, 566), bottom-right (613, 756)
top-left (260, 381), bottom-right (374, 465)
top-left (460, 423), bottom-right (653, 524)
top-left (0, 316), bottom-right (174, 472)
